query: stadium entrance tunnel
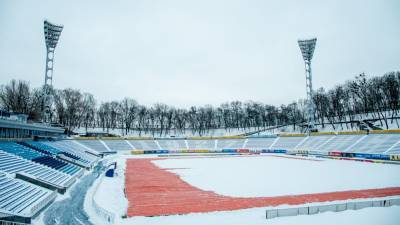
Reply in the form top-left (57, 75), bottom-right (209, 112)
top-left (125, 158), bottom-right (400, 217)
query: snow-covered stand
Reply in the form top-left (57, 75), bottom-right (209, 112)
top-left (0, 172), bottom-right (57, 224)
top-left (102, 134), bottom-right (400, 164)
top-left (0, 150), bottom-right (75, 194)
top-left (80, 133), bottom-right (400, 156)
top-left (0, 140), bottom-right (101, 223)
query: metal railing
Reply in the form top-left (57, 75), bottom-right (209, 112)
top-left (266, 197), bottom-right (400, 219)
top-left (0, 220), bottom-right (29, 225)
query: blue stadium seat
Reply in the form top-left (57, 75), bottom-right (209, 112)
top-left (0, 142), bottom-right (80, 175)
top-left (0, 151), bottom-right (73, 188)
top-left (0, 172), bottom-right (57, 217)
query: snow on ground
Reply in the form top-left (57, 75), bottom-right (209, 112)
top-left (119, 206), bottom-right (400, 225)
top-left (32, 170), bottom-right (93, 225)
top-left (93, 156), bottom-right (128, 217)
top-left (154, 155), bottom-right (400, 197)
top-left (87, 154), bottom-right (400, 225)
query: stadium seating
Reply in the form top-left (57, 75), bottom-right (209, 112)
top-left (103, 140), bottom-right (132, 151)
top-left (23, 141), bottom-right (91, 168)
top-left (0, 140), bottom-right (101, 222)
top-left (317, 135), bottom-right (363, 152)
top-left (22, 141), bottom-right (61, 155)
top-left (186, 139), bottom-right (215, 149)
top-left (0, 142), bottom-right (80, 175)
top-left (76, 140), bottom-right (109, 152)
top-left (0, 150), bottom-right (74, 188)
top-left (0, 172), bottom-right (56, 218)
top-left (217, 139), bottom-right (245, 149)
top-left (33, 156), bottom-right (79, 175)
top-left (245, 138), bottom-right (276, 149)
top-left (295, 135), bottom-right (335, 151)
top-left (271, 137), bottom-right (305, 150)
top-left (65, 135), bottom-right (400, 156)
top-left (0, 142), bottom-right (41, 160)
top-left (387, 144), bottom-right (400, 154)
top-left (157, 139), bottom-right (187, 150)
top-left (128, 140), bottom-right (159, 150)
top-left (346, 134), bottom-right (400, 154)
top-left (41, 141), bottom-right (99, 168)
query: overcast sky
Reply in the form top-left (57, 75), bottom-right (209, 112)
top-left (0, 0), bottom-right (399, 108)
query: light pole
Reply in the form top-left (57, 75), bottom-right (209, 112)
top-left (43, 20), bottom-right (63, 123)
top-left (298, 38), bottom-right (317, 135)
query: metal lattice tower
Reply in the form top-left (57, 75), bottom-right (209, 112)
top-left (43, 20), bottom-right (63, 123)
top-left (298, 38), bottom-right (317, 134)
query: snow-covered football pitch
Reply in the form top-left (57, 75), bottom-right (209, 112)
top-left (88, 154), bottom-right (400, 225)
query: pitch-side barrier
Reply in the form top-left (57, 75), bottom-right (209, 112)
top-left (266, 197), bottom-right (400, 219)
top-left (130, 148), bottom-right (400, 164)
top-left (89, 173), bottom-right (115, 224)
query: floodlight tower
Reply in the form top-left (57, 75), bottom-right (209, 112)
top-left (298, 38), bottom-right (317, 134)
top-left (43, 20), bottom-right (63, 123)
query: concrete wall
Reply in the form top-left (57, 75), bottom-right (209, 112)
top-left (90, 173), bottom-right (115, 224)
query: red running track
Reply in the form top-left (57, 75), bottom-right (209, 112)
top-left (125, 158), bottom-right (400, 217)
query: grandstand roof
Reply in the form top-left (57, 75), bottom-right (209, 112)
top-left (0, 118), bottom-right (64, 133)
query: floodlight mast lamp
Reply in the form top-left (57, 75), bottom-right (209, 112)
top-left (298, 38), bottom-right (317, 135)
top-left (43, 20), bottom-right (63, 123)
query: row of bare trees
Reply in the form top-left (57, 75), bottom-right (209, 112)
top-left (96, 100), bottom-right (298, 136)
top-left (312, 72), bottom-right (400, 130)
top-left (1, 71), bottom-right (399, 136)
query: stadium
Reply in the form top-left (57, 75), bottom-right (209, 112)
top-left (1, 131), bottom-right (400, 225)
top-left (1, 1), bottom-right (400, 225)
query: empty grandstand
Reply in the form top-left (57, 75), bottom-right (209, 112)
top-left (127, 139), bottom-right (159, 150)
top-left (294, 135), bottom-right (331, 151)
top-left (245, 137), bottom-right (276, 149)
top-left (217, 138), bottom-right (245, 149)
top-left (317, 135), bottom-right (362, 152)
top-left (0, 150), bottom-right (75, 193)
top-left (0, 142), bottom-right (81, 176)
top-left (186, 139), bottom-right (215, 149)
top-left (346, 134), bottom-right (400, 154)
top-left (157, 139), bottom-right (187, 150)
top-left (75, 133), bottom-right (400, 156)
top-left (21, 141), bottom-right (96, 169)
top-left (271, 136), bottom-right (305, 150)
top-left (76, 140), bottom-right (111, 153)
top-left (102, 140), bottom-right (132, 151)
top-left (1, 109), bottom-right (400, 225)
top-left (43, 141), bottom-right (99, 168)
top-left (0, 109), bottom-right (102, 224)
top-left (0, 172), bottom-right (57, 223)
